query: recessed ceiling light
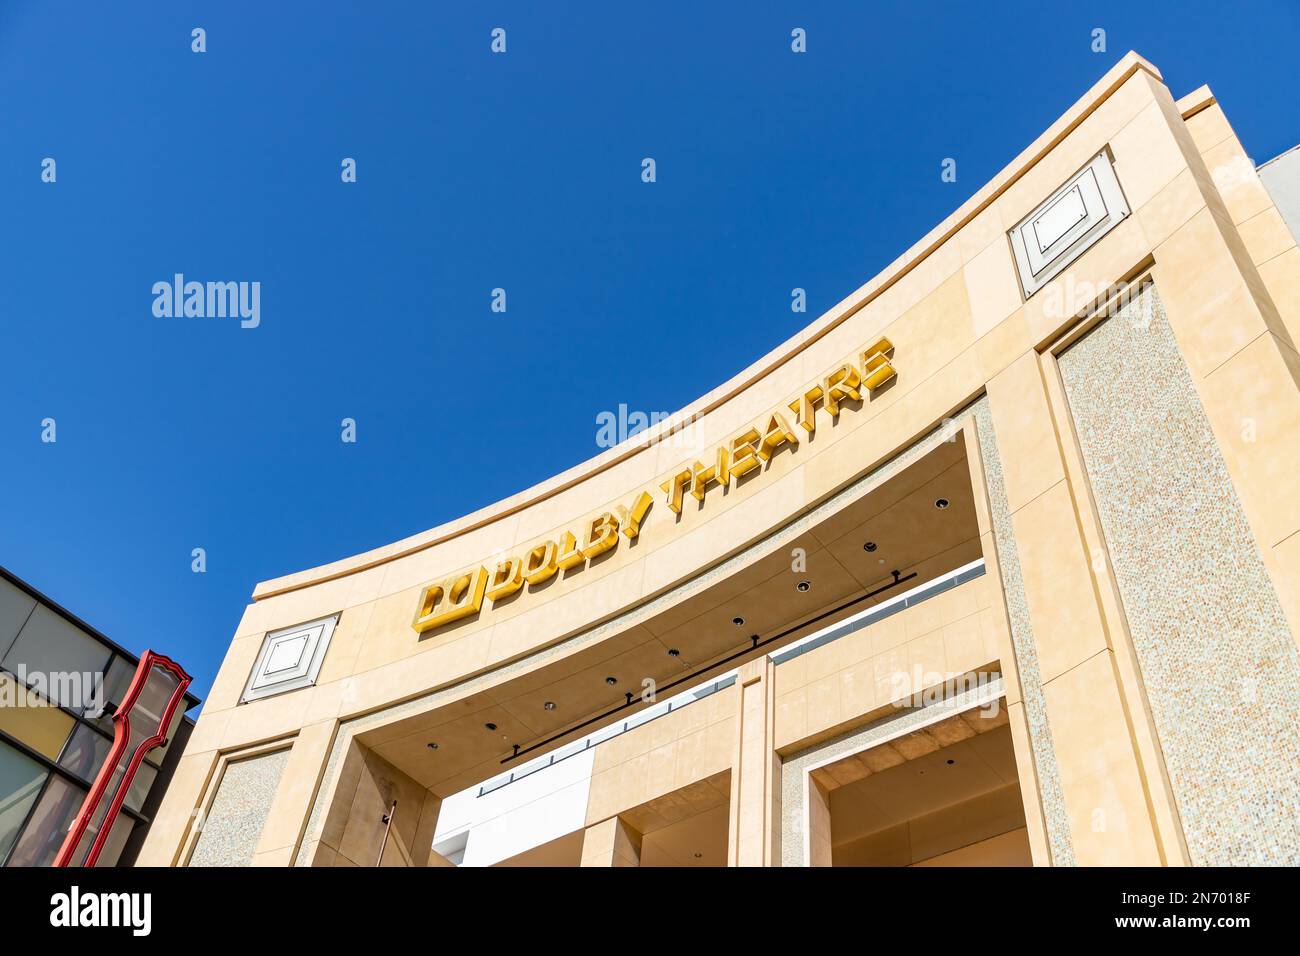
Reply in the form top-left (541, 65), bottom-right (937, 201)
top-left (946, 758), bottom-right (955, 765)
top-left (544, 701), bottom-right (556, 711)
top-left (732, 616), bottom-right (744, 626)
top-left (605, 676), bottom-right (618, 685)
top-left (796, 581), bottom-right (811, 592)
top-left (935, 497), bottom-right (950, 510)
top-left (484, 722), bottom-right (497, 731)
top-left (426, 742), bottom-right (439, 750)
top-left (667, 648), bottom-right (680, 657)
top-left (693, 852), bottom-right (703, 859)
top-left (863, 541), bottom-right (877, 552)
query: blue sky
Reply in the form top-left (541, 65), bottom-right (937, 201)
top-left (2, 1), bottom-right (1296, 703)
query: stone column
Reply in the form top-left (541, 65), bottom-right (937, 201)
top-left (727, 656), bottom-right (780, 866)
top-left (580, 816), bottom-right (642, 867)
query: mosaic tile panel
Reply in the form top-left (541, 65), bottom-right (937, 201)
top-left (1057, 284), bottom-right (1300, 865)
top-left (188, 748), bottom-right (290, 867)
top-left (968, 397), bottom-right (1077, 865)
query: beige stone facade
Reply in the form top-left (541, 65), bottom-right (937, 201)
top-left (139, 53), bottom-right (1300, 868)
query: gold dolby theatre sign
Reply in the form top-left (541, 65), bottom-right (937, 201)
top-left (413, 337), bottom-right (897, 635)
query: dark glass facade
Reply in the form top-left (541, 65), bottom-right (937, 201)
top-left (0, 567), bottom-right (197, 867)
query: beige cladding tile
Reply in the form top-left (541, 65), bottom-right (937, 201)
top-left (1011, 480), bottom-right (1109, 683)
top-left (1110, 100), bottom-right (1189, 211)
top-left (376, 513), bottom-right (521, 600)
top-left (1023, 214), bottom-right (1152, 348)
top-left (979, 606), bottom-right (1019, 705)
top-left (974, 306), bottom-right (1032, 383)
top-left (936, 579), bottom-right (979, 625)
top-left (1136, 168), bottom-right (1206, 248)
top-left (315, 600), bottom-right (374, 685)
top-left (871, 647), bottom-right (907, 707)
top-left (1238, 208), bottom-right (1295, 267)
top-left (906, 629), bottom-right (947, 689)
top-left (986, 352), bottom-right (1065, 513)
top-left (1154, 217), bottom-right (1272, 380)
top-left (1042, 650), bottom-right (1162, 864)
top-left (233, 575), bottom-right (355, 640)
top-left (774, 685), bottom-right (807, 749)
top-left (804, 674), bottom-right (840, 736)
top-left (957, 204), bottom-right (1008, 263)
top-left (1184, 103), bottom-right (1234, 154)
top-left (640, 466), bottom-right (807, 597)
top-left (942, 615), bottom-right (987, 676)
top-left (902, 591), bottom-right (944, 641)
top-left (964, 237), bottom-right (1023, 340)
top-left (183, 708), bottom-right (233, 755)
top-left (220, 690), bottom-right (312, 748)
top-left (868, 612), bottom-right (907, 655)
top-left (1202, 332), bottom-right (1300, 547)
top-left (135, 751), bottom-right (217, 866)
top-left (838, 659), bottom-right (876, 719)
top-left (203, 635), bottom-right (262, 712)
top-left (1203, 137), bottom-right (1274, 225)
top-left (1258, 248), bottom-right (1300, 346)
top-left (254, 720), bottom-right (336, 856)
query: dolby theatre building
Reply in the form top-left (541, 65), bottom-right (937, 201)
top-left (142, 54), bottom-right (1300, 868)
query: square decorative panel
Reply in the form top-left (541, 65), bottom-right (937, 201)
top-left (241, 614), bottom-right (338, 703)
top-left (1008, 151), bottom-right (1129, 297)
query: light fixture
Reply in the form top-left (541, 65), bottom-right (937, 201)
top-left (863, 541), bottom-right (877, 552)
top-left (935, 497), bottom-right (950, 510)
top-left (667, 648), bottom-right (680, 657)
top-left (946, 758), bottom-right (955, 765)
top-left (544, 701), bottom-right (556, 711)
top-left (605, 676), bottom-right (618, 685)
top-left (796, 581), bottom-right (810, 592)
top-left (732, 616), bottom-right (744, 626)
top-left (693, 852), bottom-right (703, 859)
top-left (484, 722), bottom-right (497, 731)
top-left (427, 742), bottom-right (439, 751)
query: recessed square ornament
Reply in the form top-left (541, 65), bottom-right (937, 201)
top-left (1008, 151), bottom-right (1130, 297)
top-left (241, 614), bottom-right (338, 703)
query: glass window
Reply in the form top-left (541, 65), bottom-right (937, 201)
top-left (0, 578), bottom-right (36, 659)
top-left (125, 761), bottom-right (157, 812)
top-left (57, 724), bottom-right (113, 784)
top-left (145, 702), bottom-right (186, 767)
top-left (101, 655), bottom-right (136, 710)
top-left (0, 674), bottom-right (75, 761)
top-left (1, 606), bottom-right (109, 710)
top-left (0, 742), bottom-right (47, 862)
top-left (94, 812), bottom-right (134, 868)
top-left (4, 774), bottom-right (86, 867)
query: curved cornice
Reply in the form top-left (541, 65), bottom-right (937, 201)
top-left (253, 51), bottom-right (1163, 601)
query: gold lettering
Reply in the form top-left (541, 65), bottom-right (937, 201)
top-left (557, 530), bottom-right (585, 570)
top-left (690, 446), bottom-right (730, 502)
top-left (617, 491), bottom-right (654, 539)
top-left (660, 468), bottom-right (693, 514)
top-left (486, 555), bottom-right (524, 601)
top-left (730, 427), bottom-right (762, 479)
top-left (523, 540), bottom-right (558, 585)
top-left (582, 512), bottom-right (620, 559)
top-left (861, 336), bottom-right (896, 390)
top-left (757, 411), bottom-right (799, 461)
top-left (824, 363), bottom-right (862, 416)
top-left (412, 566), bottom-right (488, 633)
